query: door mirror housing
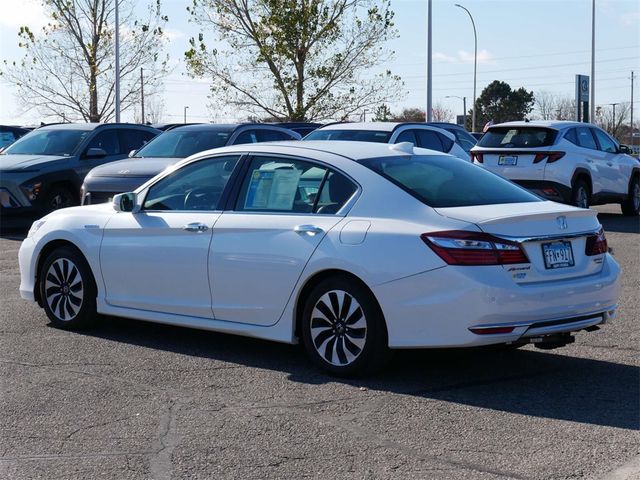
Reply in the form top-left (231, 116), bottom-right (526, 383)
top-left (85, 147), bottom-right (107, 158)
top-left (112, 192), bottom-right (137, 212)
top-left (618, 144), bottom-right (632, 155)
top-left (128, 149), bottom-right (137, 158)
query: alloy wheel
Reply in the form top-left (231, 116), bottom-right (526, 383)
top-left (44, 258), bottom-right (84, 321)
top-left (633, 182), bottom-right (640, 211)
top-left (576, 186), bottom-right (589, 208)
top-left (309, 290), bottom-right (367, 366)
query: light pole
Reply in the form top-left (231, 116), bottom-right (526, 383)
top-left (446, 95), bottom-right (467, 129)
top-left (184, 106), bottom-right (189, 124)
top-left (455, 4), bottom-right (477, 133)
top-left (114, 0), bottom-right (120, 122)
top-left (590, 0), bottom-right (595, 123)
top-left (426, 0), bottom-right (433, 122)
top-left (608, 102), bottom-right (619, 132)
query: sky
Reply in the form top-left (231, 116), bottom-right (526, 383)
top-left (0, 0), bottom-right (638, 125)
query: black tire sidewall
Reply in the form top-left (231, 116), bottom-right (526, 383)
top-left (301, 276), bottom-right (389, 376)
top-left (572, 179), bottom-right (590, 208)
top-left (39, 246), bottom-right (97, 329)
top-left (45, 186), bottom-right (76, 213)
top-left (621, 176), bottom-right (640, 216)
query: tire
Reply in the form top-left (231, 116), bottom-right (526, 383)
top-left (301, 276), bottom-right (391, 376)
top-left (571, 179), bottom-right (590, 209)
top-left (45, 185), bottom-right (76, 213)
top-left (39, 246), bottom-right (98, 330)
top-left (621, 176), bottom-right (640, 216)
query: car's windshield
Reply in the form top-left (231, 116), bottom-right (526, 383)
top-left (136, 129), bottom-right (232, 158)
top-left (478, 127), bottom-right (557, 148)
top-left (304, 129), bottom-right (391, 143)
top-left (360, 155), bottom-right (541, 208)
top-left (2, 129), bottom-right (90, 156)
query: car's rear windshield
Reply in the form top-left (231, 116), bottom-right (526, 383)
top-left (2, 129), bottom-right (90, 156)
top-left (304, 129), bottom-right (391, 143)
top-left (136, 129), bottom-right (232, 158)
top-left (478, 127), bottom-right (558, 148)
top-left (360, 155), bottom-right (541, 208)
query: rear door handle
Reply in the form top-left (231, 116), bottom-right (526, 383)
top-left (183, 222), bottom-right (209, 232)
top-left (294, 224), bottom-right (324, 236)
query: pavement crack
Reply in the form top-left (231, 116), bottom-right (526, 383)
top-left (149, 397), bottom-right (183, 480)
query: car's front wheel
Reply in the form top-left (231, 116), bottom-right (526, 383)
top-left (45, 186), bottom-right (76, 213)
top-left (621, 176), bottom-right (640, 216)
top-left (39, 246), bottom-right (98, 329)
top-left (301, 276), bottom-right (390, 376)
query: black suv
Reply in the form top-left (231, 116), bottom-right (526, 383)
top-left (0, 123), bottom-right (159, 222)
top-left (81, 123), bottom-right (301, 205)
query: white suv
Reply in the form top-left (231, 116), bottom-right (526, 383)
top-left (471, 121), bottom-right (640, 215)
top-left (304, 122), bottom-right (471, 161)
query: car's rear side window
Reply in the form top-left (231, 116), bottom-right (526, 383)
top-left (478, 127), bottom-right (557, 148)
top-left (360, 155), bottom-right (541, 208)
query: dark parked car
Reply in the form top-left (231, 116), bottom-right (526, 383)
top-left (81, 123), bottom-right (302, 205)
top-left (0, 125), bottom-right (30, 151)
top-left (426, 122), bottom-right (477, 154)
top-left (0, 123), bottom-right (159, 222)
top-left (150, 123), bottom-right (202, 131)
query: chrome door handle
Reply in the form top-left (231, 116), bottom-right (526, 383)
top-left (607, 162), bottom-right (613, 166)
top-left (183, 222), bottom-right (209, 232)
top-left (586, 159), bottom-right (594, 163)
top-left (294, 224), bottom-right (324, 236)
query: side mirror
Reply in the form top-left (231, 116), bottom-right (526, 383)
top-left (618, 144), bottom-right (632, 155)
top-left (128, 149), bottom-right (137, 158)
top-left (112, 192), bottom-right (136, 212)
top-left (85, 147), bottom-right (107, 158)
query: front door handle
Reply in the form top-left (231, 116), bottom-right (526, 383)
top-left (294, 224), bottom-right (324, 236)
top-left (607, 162), bottom-right (613, 166)
top-left (183, 222), bottom-right (209, 233)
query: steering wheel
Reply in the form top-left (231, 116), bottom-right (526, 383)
top-left (183, 188), bottom-right (218, 210)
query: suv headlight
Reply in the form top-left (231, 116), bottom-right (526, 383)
top-left (27, 219), bottom-right (46, 238)
top-left (20, 181), bottom-right (43, 202)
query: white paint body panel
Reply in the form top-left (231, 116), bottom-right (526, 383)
top-left (18, 141), bottom-right (621, 350)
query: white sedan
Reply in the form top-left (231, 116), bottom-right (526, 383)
top-left (19, 141), bottom-right (620, 376)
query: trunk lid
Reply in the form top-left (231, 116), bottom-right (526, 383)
top-left (435, 201), bottom-right (604, 283)
top-left (474, 148), bottom-right (549, 180)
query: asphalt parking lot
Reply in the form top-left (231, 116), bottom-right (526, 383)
top-left (0, 204), bottom-right (638, 480)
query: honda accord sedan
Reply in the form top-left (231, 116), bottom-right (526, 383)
top-left (19, 141), bottom-right (620, 375)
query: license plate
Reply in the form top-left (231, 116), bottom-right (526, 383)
top-left (498, 155), bottom-right (518, 166)
top-left (541, 241), bottom-right (575, 269)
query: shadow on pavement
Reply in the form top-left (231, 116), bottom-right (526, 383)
top-left (597, 212), bottom-right (640, 234)
top-left (76, 316), bottom-right (640, 431)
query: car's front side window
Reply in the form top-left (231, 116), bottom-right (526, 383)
top-left (143, 155), bottom-right (240, 211)
top-left (235, 156), bottom-right (356, 214)
top-left (592, 128), bottom-right (617, 154)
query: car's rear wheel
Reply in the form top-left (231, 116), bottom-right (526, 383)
top-left (571, 179), bottom-right (590, 209)
top-left (39, 246), bottom-right (98, 329)
top-left (621, 176), bottom-right (640, 216)
top-left (301, 276), bottom-right (390, 376)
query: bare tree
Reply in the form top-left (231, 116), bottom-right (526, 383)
top-left (534, 91), bottom-right (556, 120)
top-left (432, 102), bottom-right (454, 122)
top-left (133, 94), bottom-right (165, 124)
top-left (1, 0), bottom-right (169, 122)
top-left (596, 102), bottom-right (631, 138)
top-left (185, 0), bottom-right (403, 121)
top-left (555, 95), bottom-right (576, 121)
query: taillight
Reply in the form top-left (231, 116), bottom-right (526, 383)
top-left (421, 230), bottom-right (529, 265)
top-left (471, 152), bottom-right (483, 163)
top-left (533, 152), bottom-right (566, 164)
top-left (585, 228), bottom-right (607, 256)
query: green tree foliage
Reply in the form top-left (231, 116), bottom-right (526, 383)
top-left (185, 0), bottom-right (403, 121)
top-left (1, 0), bottom-right (168, 122)
top-left (372, 104), bottom-right (392, 121)
top-left (469, 80), bottom-right (535, 130)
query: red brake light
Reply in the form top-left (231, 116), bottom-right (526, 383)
top-left (533, 152), bottom-right (565, 164)
top-left (585, 228), bottom-right (607, 256)
top-left (471, 152), bottom-right (483, 163)
top-left (421, 230), bottom-right (529, 266)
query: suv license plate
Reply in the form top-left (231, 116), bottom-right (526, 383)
top-left (542, 241), bottom-right (574, 269)
top-left (498, 155), bottom-right (518, 165)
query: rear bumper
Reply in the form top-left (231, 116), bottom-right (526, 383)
top-left (512, 180), bottom-right (572, 203)
top-left (373, 253), bottom-right (620, 348)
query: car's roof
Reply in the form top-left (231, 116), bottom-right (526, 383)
top-left (194, 140), bottom-right (445, 162)
top-left (164, 124), bottom-right (239, 133)
top-left (317, 122), bottom-right (403, 132)
top-left (37, 123), bottom-right (157, 131)
top-left (490, 120), bottom-right (591, 130)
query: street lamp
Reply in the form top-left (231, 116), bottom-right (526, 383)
top-left (455, 3), bottom-right (477, 133)
top-left (445, 95), bottom-right (467, 129)
top-left (184, 106), bottom-right (189, 124)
